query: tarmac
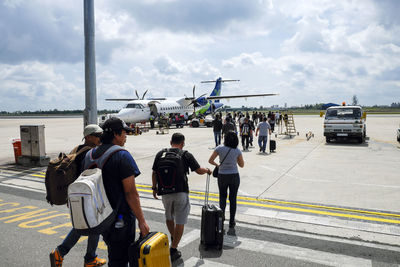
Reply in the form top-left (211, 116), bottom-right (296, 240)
top-left (1, 114), bottom-right (400, 245)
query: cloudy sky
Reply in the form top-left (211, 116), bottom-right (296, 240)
top-left (0, 0), bottom-right (399, 112)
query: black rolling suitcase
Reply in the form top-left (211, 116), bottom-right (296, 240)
top-left (270, 139), bottom-right (276, 152)
top-left (200, 174), bottom-right (224, 250)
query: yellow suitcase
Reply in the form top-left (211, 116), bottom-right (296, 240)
top-left (129, 232), bottom-right (171, 267)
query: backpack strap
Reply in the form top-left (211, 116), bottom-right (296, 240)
top-left (75, 145), bottom-right (92, 157)
top-left (84, 145), bottom-right (125, 170)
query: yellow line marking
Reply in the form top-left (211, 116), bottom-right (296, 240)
top-left (137, 188), bottom-right (400, 224)
top-left (136, 184), bottom-right (400, 219)
top-left (31, 174), bottom-right (45, 178)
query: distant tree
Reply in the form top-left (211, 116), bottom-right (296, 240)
top-left (352, 95), bottom-right (359, 106)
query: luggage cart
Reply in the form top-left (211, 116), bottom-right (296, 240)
top-left (156, 118), bottom-right (169, 135)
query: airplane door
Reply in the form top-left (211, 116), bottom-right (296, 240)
top-left (148, 103), bottom-right (158, 116)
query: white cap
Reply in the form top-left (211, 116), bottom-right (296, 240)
top-left (83, 124), bottom-right (103, 137)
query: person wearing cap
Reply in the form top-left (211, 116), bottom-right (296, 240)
top-left (50, 124), bottom-right (106, 267)
top-left (89, 117), bottom-right (150, 266)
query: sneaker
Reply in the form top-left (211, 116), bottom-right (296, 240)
top-left (84, 257), bottom-right (106, 267)
top-left (49, 248), bottom-right (63, 267)
top-left (170, 248), bottom-right (182, 262)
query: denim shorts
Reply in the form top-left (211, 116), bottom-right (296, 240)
top-left (162, 192), bottom-right (190, 225)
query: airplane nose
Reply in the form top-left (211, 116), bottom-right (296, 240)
top-left (117, 109), bottom-right (131, 122)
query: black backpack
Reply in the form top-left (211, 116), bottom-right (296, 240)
top-left (154, 149), bottom-right (188, 195)
top-left (241, 123), bottom-right (250, 136)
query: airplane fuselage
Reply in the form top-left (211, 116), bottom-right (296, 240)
top-left (116, 98), bottom-right (195, 124)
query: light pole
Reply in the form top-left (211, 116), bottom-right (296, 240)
top-left (83, 0), bottom-right (97, 126)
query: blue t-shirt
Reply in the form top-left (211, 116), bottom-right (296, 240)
top-left (87, 145), bottom-right (141, 215)
top-left (215, 145), bottom-right (242, 174)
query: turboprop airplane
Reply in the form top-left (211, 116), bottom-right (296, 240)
top-left (105, 77), bottom-right (277, 124)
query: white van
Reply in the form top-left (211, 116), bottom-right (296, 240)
top-left (323, 106), bottom-right (366, 143)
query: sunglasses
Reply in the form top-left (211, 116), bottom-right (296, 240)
top-left (90, 133), bottom-right (103, 138)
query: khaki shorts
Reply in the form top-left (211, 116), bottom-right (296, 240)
top-left (161, 192), bottom-right (190, 225)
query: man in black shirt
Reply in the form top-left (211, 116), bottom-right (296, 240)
top-left (152, 133), bottom-right (211, 262)
top-left (213, 114), bottom-right (223, 147)
top-left (92, 117), bottom-right (150, 267)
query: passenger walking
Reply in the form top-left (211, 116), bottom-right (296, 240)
top-left (208, 131), bottom-right (244, 228)
top-left (240, 117), bottom-right (252, 151)
top-left (248, 116), bottom-right (255, 147)
top-left (256, 117), bottom-right (271, 153)
top-left (213, 114), bottom-right (223, 147)
top-left (87, 117), bottom-right (150, 267)
top-left (152, 133), bottom-right (211, 262)
top-left (270, 112), bottom-right (276, 132)
top-left (222, 117), bottom-right (236, 136)
top-left (50, 124), bottom-right (106, 267)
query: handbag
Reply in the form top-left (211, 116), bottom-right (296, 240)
top-left (212, 148), bottom-right (231, 178)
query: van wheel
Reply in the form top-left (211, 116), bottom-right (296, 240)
top-left (192, 121), bottom-right (199, 128)
top-left (358, 136), bottom-right (364, 144)
top-left (326, 137), bottom-right (331, 143)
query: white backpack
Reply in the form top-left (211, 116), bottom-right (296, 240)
top-left (68, 145), bottom-right (124, 235)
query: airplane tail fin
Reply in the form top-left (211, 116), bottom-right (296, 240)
top-left (201, 78), bottom-right (239, 102)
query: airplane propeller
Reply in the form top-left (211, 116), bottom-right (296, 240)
top-left (135, 89), bottom-right (148, 100)
top-left (188, 85), bottom-right (208, 115)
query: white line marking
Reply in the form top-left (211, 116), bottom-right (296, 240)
top-left (179, 229), bottom-right (200, 248)
top-left (295, 177), bottom-right (400, 189)
top-left (0, 183), bottom-right (44, 193)
top-left (178, 257), bottom-right (234, 267)
top-left (223, 235), bottom-right (372, 267)
top-left (2, 178), bottom-right (45, 190)
top-left (260, 165), bottom-right (277, 171)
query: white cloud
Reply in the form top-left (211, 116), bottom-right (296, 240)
top-left (0, 0), bottom-right (399, 111)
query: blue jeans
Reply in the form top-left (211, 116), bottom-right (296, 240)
top-left (57, 228), bottom-right (99, 262)
top-left (214, 131), bottom-right (221, 146)
top-left (258, 135), bottom-right (268, 153)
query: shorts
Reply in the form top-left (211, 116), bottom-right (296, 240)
top-left (161, 192), bottom-right (190, 225)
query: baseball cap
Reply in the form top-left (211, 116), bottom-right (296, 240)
top-left (83, 124), bottom-right (103, 138)
top-left (102, 117), bottom-right (133, 133)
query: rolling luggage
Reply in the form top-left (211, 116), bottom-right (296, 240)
top-left (200, 174), bottom-right (224, 250)
top-left (270, 139), bottom-right (276, 152)
top-left (128, 232), bottom-right (171, 267)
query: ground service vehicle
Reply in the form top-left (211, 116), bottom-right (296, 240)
top-left (323, 106), bottom-right (366, 143)
top-left (190, 115), bottom-right (213, 128)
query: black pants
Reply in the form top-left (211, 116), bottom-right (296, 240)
top-left (217, 173), bottom-right (240, 223)
top-left (241, 135), bottom-right (250, 149)
top-left (102, 213), bottom-right (136, 267)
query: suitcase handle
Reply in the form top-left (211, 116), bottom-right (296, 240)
top-left (205, 173), bottom-right (210, 206)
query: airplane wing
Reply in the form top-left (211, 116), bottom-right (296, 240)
top-left (105, 98), bottom-right (137, 101)
top-left (206, 93), bottom-right (278, 100)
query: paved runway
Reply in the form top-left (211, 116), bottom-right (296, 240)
top-left (0, 115), bottom-right (399, 217)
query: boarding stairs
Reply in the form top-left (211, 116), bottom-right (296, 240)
top-left (278, 111), bottom-right (298, 137)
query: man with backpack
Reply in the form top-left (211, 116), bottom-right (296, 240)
top-left (151, 133), bottom-right (211, 262)
top-left (85, 117), bottom-right (150, 266)
top-left (49, 124), bottom-right (106, 267)
top-left (212, 114), bottom-right (223, 147)
top-left (222, 117), bottom-right (236, 136)
top-left (240, 117), bottom-right (252, 151)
